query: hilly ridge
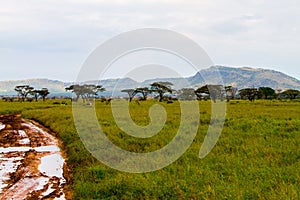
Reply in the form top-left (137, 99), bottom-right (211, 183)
top-left (0, 66), bottom-right (299, 96)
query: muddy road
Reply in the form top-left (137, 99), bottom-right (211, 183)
top-left (0, 114), bottom-right (71, 200)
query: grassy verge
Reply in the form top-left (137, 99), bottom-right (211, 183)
top-left (0, 100), bottom-right (299, 199)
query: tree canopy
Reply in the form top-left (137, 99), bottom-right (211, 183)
top-left (238, 88), bottom-right (262, 101)
top-left (65, 84), bottom-right (105, 101)
top-left (150, 82), bottom-right (173, 102)
top-left (121, 89), bottom-right (137, 102)
top-left (14, 85), bottom-right (34, 101)
top-left (177, 88), bottom-right (196, 100)
top-left (31, 88), bottom-right (50, 101)
top-left (259, 87), bottom-right (276, 99)
top-left (225, 86), bottom-right (238, 100)
top-left (195, 85), bottom-right (224, 103)
top-left (281, 89), bottom-right (300, 99)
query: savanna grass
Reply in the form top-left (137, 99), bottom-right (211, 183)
top-left (0, 99), bottom-right (299, 199)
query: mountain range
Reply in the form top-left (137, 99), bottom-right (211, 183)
top-left (1, 66), bottom-right (299, 96)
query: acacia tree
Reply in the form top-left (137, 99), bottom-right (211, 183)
top-left (65, 85), bottom-right (82, 101)
top-left (135, 87), bottom-right (150, 101)
top-left (177, 88), bottom-right (196, 100)
top-left (238, 88), bottom-right (262, 101)
top-left (150, 82), bottom-right (173, 102)
top-left (195, 85), bottom-right (224, 103)
top-left (31, 88), bottom-right (50, 102)
top-left (39, 88), bottom-right (50, 101)
top-left (225, 86), bottom-right (238, 101)
top-left (15, 85), bottom-right (34, 101)
top-left (194, 85), bottom-right (209, 100)
top-left (31, 90), bottom-right (40, 102)
top-left (259, 87), bottom-right (275, 99)
top-left (121, 87), bottom-right (151, 102)
top-left (281, 89), bottom-right (300, 99)
top-left (65, 84), bottom-right (105, 102)
top-left (121, 89), bottom-right (137, 102)
top-left (81, 84), bottom-right (105, 99)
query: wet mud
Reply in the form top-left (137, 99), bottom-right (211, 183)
top-left (0, 115), bottom-right (71, 200)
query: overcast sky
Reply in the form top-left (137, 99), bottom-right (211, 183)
top-left (0, 0), bottom-right (299, 82)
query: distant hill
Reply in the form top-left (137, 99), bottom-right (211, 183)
top-left (202, 66), bottom-right (300, 90)
top-left (0, 66), bottom-right (299, 96)
top-left (138, 66), bottom-right (300, 91)
top-left (0, 79), bottom-right (67, 95)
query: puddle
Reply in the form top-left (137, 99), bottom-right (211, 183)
top-left (0, 115), bottom-right (69, 199)
top-left (39, 153), bottom-right (65, 178)
top-left (0, 154), bottom-right (23, 191)
top-left (0, 145), bottom-right (60, 154)
top-left (0, 123), bottom-right (4, 131)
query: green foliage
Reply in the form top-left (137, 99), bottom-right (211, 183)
top-left (238, 88), bottom-right (263, 101)
top-left (66, 84), bottom-right (105, 100)
top-left (259, 87), bottom-right (276, 99)
top-left (31, 88), bottom-right (50, 101)
top-left (281, 89), bottom-right (300, 99)
top-left (14, 85), bottom-right (34, 101)
top-left (150, 82), bottom-right (173, 102)
top-left (195, 85), bottom-right (224, 102)
top-left (0, 100), bottom-right (299, 199)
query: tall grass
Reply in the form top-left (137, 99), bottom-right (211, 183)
top-left (0, 100), bottom-right (299, 199)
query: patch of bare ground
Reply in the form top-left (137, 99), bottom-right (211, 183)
top-left (0, 114), bottom-right (72, 199)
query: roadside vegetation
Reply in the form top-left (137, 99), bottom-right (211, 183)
top-left (0, 99), bottom-right (299, 199)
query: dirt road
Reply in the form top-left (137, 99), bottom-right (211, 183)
top-left (0, 114), bottom-right (71, 200)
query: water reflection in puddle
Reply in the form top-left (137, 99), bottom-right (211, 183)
top-left (0, 117), bottom-right (67, 199)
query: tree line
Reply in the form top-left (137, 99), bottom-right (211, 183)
top-left (2, 82), bottom-right (300, 103)
top-left (2, 85), bottom-right (50, 102)
top-left (121, 83), bottom-right (300, 102)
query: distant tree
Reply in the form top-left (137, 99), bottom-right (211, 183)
top-left (259, 87), bottom-right (275, 99)
top-left (30, 90), bottom-right (40, 102)
top-left (194, 85), bottom-right (209, 100)
top-left (150, 82), bottom-right (173, 102)
top-left (65, 84), bottom-right (105, 102)
top-left (37, 88), bottom-right (50, 101)
top-left (177, 88), bottom-right (196, 100)
top-left (195, 85), bottom-right (224, 103)
top-left (281, 89), bottom-right (300, 100)
top-left (30, 88), bottom-right (50, 102)
top-left (121, 87), bottom-right (150, 102)
top-left (238, 88), bottom-right (261, 102)
top-left (15, 85), bottom-right (34, 101)
top-left (225, 86), bottom-right (238, 101)
top-left (65, 85), bottom-right (82, 101)
top-left (139, 87), bottom-right (151, 100)
top-left (81, 84), bottom-right (105, 99)
top-left (39, 88), bottom-right (50, 101)
top-left (121, 89), bottom-right (137, 102)
top-left (135, 87), bottom-right (150, 101)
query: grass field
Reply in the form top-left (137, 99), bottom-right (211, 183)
top-left (0, 99), bottom-right (299, 199)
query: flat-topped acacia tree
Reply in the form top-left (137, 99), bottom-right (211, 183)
top-left (225, 86), bottom-right (238, 101)
top-left (121, 89), bottom-right (136, 102)
top-left (65, 84), bottom-right (105, 102)
top-left (14, 85), bottom-right (34, 101)
top-left (135, 87), bottom-right (150, 101)
top-left (195, 85), bottom-right (224, 103)
top-left (150, 82), bottom-right (173, 102)
top-left (121, 87), bottom-right (151, 102)
top-left (176, 88), bottom-right (196, 100)
top-left (281, 89), bottom-right (300, 100)
top-left (238, 88), bottom-right (263, 102)
top-left (259, 87), bottom-right (276, 99)
top-left (31, 88), bottom-right (50, 101)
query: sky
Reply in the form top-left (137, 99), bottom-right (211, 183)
top-left (0, 0), bottom-right (299, 82)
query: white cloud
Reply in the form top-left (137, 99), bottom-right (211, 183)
top-left (0, 0), bottom-right (299, 81)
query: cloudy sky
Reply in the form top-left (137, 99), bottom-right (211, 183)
top-left (0, 0), bottom-right (299, 81)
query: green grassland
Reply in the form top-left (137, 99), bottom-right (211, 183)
top-left (0, 100), bottom-right (299, 199)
